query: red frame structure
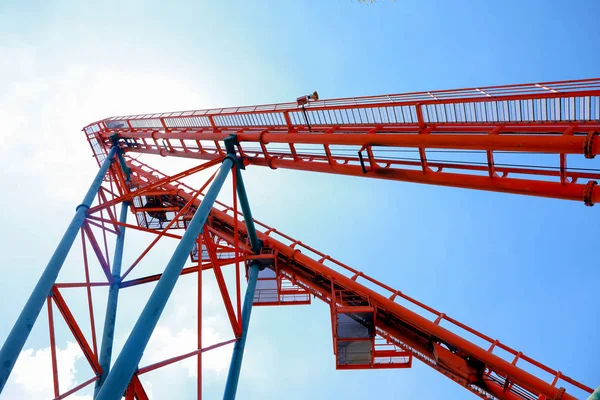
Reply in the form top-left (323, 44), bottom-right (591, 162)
top-left (16, 78), bottom-right (600, 399)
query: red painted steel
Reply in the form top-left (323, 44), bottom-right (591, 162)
top-left (197, 237), bottom-right (203, 400)
top-left (81, 231), bottom-right (98, 357)
top-left (136, 339), bottom-right (238, 376)
top-left (84, 78), bottom-right (600, 201)
top-left (82, 223), bottom-right (113, 283)
top-left (47, 297), bottom-right (59, 398)
top-left (53, 376), bottom-right (99, 400)
top-left (232, 168), bottom-right (242, 331)
top-left (124, 375), bottom-right (149, 400)
top-left (203, 228), bottom-right (241, 337)
top-left (117, 156), bottom-right (592, 399)
top-left (38, 78), bottom-right (598, 399)
top-left (119, 170), bottom-right (218, 281)
top-left (51, 288), bottom-right (102, 375)
top-left (41, 168), bottom-right (244, 399)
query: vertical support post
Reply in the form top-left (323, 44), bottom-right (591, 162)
top-left (232, 161), bottom-right (261, 252)
top-left (82, 230), bottom-right (98, 357)
top-left (197, 238), bottom-right (203, 400)
top-left (94, 201), bottom-right (130, 397)
top-left (47, 296), bottom-right (59, 398)
top-left (222, 262), bottom-right (260, 400)
top-left (96, 154), bottom-right (235, 400)
top-left (233, 168), bottom-right (242, 330)
top-left (223, 157), bottom-right (262, 400)
top-left (0, 145), bottom-right (118, 393)
top-left (99, 208), bottom-right (112, 271)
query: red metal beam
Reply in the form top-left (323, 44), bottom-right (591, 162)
top-left (99, 208), bottom-right (112, 273)
top-left (76, 79), bottom-right (600, 399)
top-left (257, 156), bottom-right (600, 204)
top-left (126, 375), bottom-right (149, 400)
top-left (64, 154), bottom-right (591, 400)
top-left (82, 223), bottom-right (113, 283)
top-left (197, 238), bottom-right (202, 400)
top-left (160, 181), bottom-right (592, 400)
top-left (119, 168), bottom-right (219, 281)
top-left (87, 215), bottom-right (183, 240)
top-left (97, 188), bottom-right (120, 233)
top-left (232, 167), bottom-right (242, 330)
top-left (137, 338), bottom-right (238, 375)
top-left (51, 288), bottom-right (102, 374)
top-left (54, 282), bottom-right (110, 289)
top-left (119, 261), bottom-right (232, 289)
top-left (126, 144), bottom-right (600, 182)
top-left (87, 156), bottom-right (224, 214)
top-left (203, 229), bottom-right (241, 337)
top-left (120, 137), bottom-right (600, 204)
top-left (85, 219), bottom-right (119, 235)
top-left (47, 297), bottom-right (59, 398)
top-left (53, 376), bottom-right (99, 400)
top-left (81, 231), bottom-right (98, 357)
top-left (116, 126), bottom-right (600, 154)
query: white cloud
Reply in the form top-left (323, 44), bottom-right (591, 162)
top-left (5, 323), bottom-right (232, 400)
top-left (141, 380), bottom-right (153, 399)
top-left (0, 43), bottom-right (208, 204)
top-left (144, 318), bottom-right (232, 378)
top-left (8, 342), bottom-right (92, 400)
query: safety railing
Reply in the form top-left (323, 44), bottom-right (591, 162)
top-left (101, 78), bottom-right (600, 120)
top-left (84, 78), bottom-right (600, 136)
top-left (124, 138), bottom-right (594, 397)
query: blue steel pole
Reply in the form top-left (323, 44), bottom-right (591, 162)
top-left (223, 161), bottom-right (262, 400)
top-left (95, 155), bottom-right (235, 400)
top-left (0, 146), bottom-right (119, 393)
top-left (93, 201), bottom-right (129, 398)
top-left (232, 162), bottom-right (261, 253)
top-left (222, 261), bottom-right (260, 400)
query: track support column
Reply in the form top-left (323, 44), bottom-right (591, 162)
top-left (0, 145), bottom-right (119, 394)
top-left (94, 201), bottom-right (130, 397)
top-left (96, 148), bottom-right (236, 400)
top-left (223, 148), bottom-right (263, 400)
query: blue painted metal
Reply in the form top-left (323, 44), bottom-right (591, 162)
top-left (223, 161), bottom-right (263, 400)
top-left (232, 161), bottom-right (261, 253)
top-left (94, 201), bottom-right (130, 398)
top-left (0, 145), bottom-right (119, 394)
top-left (95, 155), bottom-right (235, 400)
top-left (589, 386), bottom-right (600, 400)
top-left (223, 261), bottom-right (260, 400)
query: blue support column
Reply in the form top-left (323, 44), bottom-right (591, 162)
top-left (95, 154), bottom-right (235, 400)
top-left (223, 160), bottom-right (262, 400)
top-left (232, 161), bottom-right (261, 253)
top-left (0, 145), bottom-right (119, 393)
top-left (223, 261), bottom-right (260, 400)
top-left (94, 201), bottom-right (129, 398)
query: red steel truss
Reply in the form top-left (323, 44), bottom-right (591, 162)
top-left (23, 78), bottom-right (600, 399)
top-left (86, 77), bottom-right (600, 204)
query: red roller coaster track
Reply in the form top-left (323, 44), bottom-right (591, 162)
top-left (5, 78), bottom-right (600, 400)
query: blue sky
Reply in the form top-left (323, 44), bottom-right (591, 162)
top-left (1, 0), bottom-right (599, 399)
